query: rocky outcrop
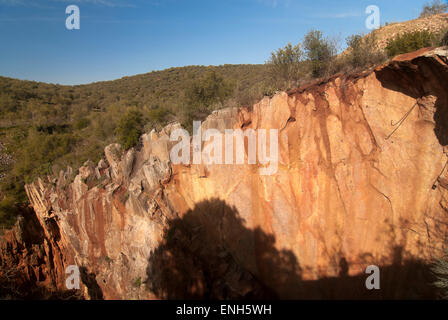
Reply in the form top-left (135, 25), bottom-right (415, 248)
top-left (3, 47), bottom-right (448, 299)
top-left (0, 206), bottom-right (78, 299)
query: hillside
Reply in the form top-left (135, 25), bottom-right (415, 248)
top-left (0, 64), bottom-right (272, 226)
top-left (0, 64), bottom-right (270, 129)
top-left (373, 13), bottom-right (448, 49)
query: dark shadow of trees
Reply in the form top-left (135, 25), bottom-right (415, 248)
top-left (79, 266), bottom-right (103, 300)
top-left (145, 199), bottom-right (440, 300)
top-left (145, 199), bottom-right (299, 299)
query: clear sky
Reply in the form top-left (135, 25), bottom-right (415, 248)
top-left (0, 0), bottom-right (436, 85)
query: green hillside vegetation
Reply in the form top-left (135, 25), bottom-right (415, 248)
top-left (385, 30), bottom-right (445, 57)
top-left (266, 30), bottom-right (387, 88)
top-left (0, 64), bottom-right (273, 228)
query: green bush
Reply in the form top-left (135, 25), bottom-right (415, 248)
top-left (0, 127), bottom-right (78, 228)
top-left (345, 33), bottom-right (386, 69)
top-left (182, 71), bottom-right (235, 131)
top-left (146, 107), bottom-right (170, 131)
top-left (74, 117), bottom-right (90, 130)
top-left (267, 42), bottom-right (304, 88)
top-left (303, 30), bottom-right (337, 78)
top-left (185, 71), bottom-right (235, 110)
top-left (12, 129), bottom-right (77, 181)
top-left (180, 102), bottom-right (211, 134)
top-left (385, 30), bottom-right (440, 57)
top-left (133, 277), bottom-right (142, 288)
top-left (266, 29), bottom-right (338, 84)
top-left (115, 109), bottom-right (145, 150)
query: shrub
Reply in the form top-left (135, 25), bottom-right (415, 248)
top-left (74, 117), bottom-right (90, 130)
top-left (234, 82), bottom-right (273, 107)
top-left (303, 30), bottom-right (337, 78)
top-left (267, 42), bottom-right (305, 88)
top-left (182, 71), bottom-right (235, 131)
top-left (134, 277), bottom-right (142, 288)
top-left (266, 30), bottom-right (338, 82)
top-left (115, 109), bottom-right (145, 150)
top-left (385, 30), bottom-right (440, 57)
top-left (185, 71), bottom-right (235, 111)
top-left (262, 86), bottom-right (278, 97)
top-left (180, 103), bottom-right (210, 134)
top-left (5, 129), bottom-right (75, 185)
top-left (419, 0), bottom-right (448, 18)
top-left (345, 33), bottom-right (386, 69)
top-left (0, 127), bottom-right (79, 227)
top-left (146, 107), bottom-right (170, 131)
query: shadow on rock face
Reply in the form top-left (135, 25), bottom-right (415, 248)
top-left (145, 199), bottom-right (438, 300)
top-left (374, 55), bottom-right (448, 147)
top-left (434, 97), bottom-right (448, 146)
top-left (145, 199), bottom-right (300, 299)
top-left (79, 266), bottom-right (104, 300)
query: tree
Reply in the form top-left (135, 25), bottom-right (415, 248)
top-left (182, 71), bottom-right (235, 131)
top-left (115, 109), bottom-right (145, 150)
top-left (267, 42), bottom-right (304, 88)
top-left (419, 0), bottom-right (448, 18)
top-left (185, 71), bottom-right (234, 111)
top-left (303, 30), bottom-right (337, 78)
top-left (345, 33), bottom-right (386, 69)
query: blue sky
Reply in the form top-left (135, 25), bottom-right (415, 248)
top-left (0, 0), bottom-right (437, 85)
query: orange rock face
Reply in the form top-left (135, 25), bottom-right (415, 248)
top-left (0, 207), bottom-right (71, 298)
top-left (3, 47), bottom-right (448, 299)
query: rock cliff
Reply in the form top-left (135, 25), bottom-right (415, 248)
top-left (2, 47), bottom-right (448, 299)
